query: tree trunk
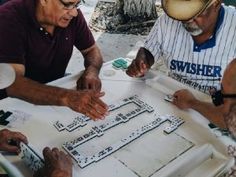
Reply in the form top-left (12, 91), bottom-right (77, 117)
top-left (90, 0), bottom-right (160, 34)
top-left (118, 0), bottom-right (157, 20)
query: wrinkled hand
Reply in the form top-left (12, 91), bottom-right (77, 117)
top-left (172, 89), bottom-right (196, 109)
top-left (126, 58), bottom-right (150, 77)
top-left (66, 90), bottom-right (109, 120)
top-left (0, 129), bottom-right (28, 154)
top-left (77, 67), bottom-right (101, 92)
top-left (34, 147), bottom-right (72, 177)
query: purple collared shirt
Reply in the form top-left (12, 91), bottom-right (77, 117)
top-left (0, 0), bottom-right (95, 83)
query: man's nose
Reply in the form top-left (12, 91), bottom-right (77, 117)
top-left (68, 8), bottom-right (78, 17)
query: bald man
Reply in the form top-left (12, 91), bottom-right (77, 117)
top-left (173, 59), bottom-right (236, 129)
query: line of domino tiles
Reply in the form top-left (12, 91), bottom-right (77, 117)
top-left (54, 95), bottom-right (154, 132)
top-left (63, 114), bottom-right (184, 168)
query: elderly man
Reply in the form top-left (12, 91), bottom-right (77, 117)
top-left (126, 0), bottom-right (236, 128)
top-left (0, 0), bottom-right (109, 120)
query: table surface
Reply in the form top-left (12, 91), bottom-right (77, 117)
top-left (1, 60), bottom-right (235, 177)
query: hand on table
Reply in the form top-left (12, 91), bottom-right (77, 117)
top-left (126, 57), bottom-right (151, 77)
top-left (172, 89), bottom-right (196, 109)
top-left (0, 129), bottom-right (28, 154)
top-left (65, 90), bottom-right (109, 120)
top-left (34, 147), bottom-right (72, 177)
top-left (77, 67), bottom-right (101, 92)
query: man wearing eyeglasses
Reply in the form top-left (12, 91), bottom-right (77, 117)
top-left (126, 0), bottom-right (236, 128)
top-left (0, 0), bottom-right (109, 120)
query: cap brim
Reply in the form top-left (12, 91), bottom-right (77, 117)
top-left (0, 64), bottom-right (15, 89)
top-left (162, 0), bottom-right (208, 21)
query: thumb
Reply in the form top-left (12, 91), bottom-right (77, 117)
top-left (1, 144), bottom-right (19, 153)
top-left (95, 91), bottom-right (105, 98)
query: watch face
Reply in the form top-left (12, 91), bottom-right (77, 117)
top-left (0, 64), bottom-right (15, 89)
top-left (162, 0), bottom-right (206, 21)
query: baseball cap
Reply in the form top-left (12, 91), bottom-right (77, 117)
top-left (0, 64), bottom-right (15, 89)
top-left (162, 0), bottom-right (217, 21)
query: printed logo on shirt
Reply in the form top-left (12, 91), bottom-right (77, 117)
top-left (170, 59), bottom-right (222, 77)
top-left (169, 73), bottom-right (219, 94)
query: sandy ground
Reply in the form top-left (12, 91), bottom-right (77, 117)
top-left (66, 0), bottom-right (147, 74)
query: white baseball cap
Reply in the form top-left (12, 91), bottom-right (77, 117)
top-left (162, 0), bottom-right (217, 21)
top-left (0, 64), bottom-right (15, 89)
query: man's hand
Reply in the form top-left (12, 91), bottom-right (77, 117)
top-left (172, 89), bottom-right (197, 109)
top-left (77, 66), bottom-right (101, 92)
top-left (64, 90), bottom-right (109, 120)
top-left (34, 147), bottom-right (72, 177)
top-left (126, 58), bottom-right (150, 77)
top-left (0, 129), bottom-right (28, 154)
top-left (126, 47), bottom-right (154, 77)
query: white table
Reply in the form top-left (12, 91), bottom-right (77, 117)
top-left (0, 61), bottom-right (235, 177)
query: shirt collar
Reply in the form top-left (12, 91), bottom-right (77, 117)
top-left (193, 6), bottom-right (225, 52)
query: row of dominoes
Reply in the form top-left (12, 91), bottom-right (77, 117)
top-left (63, 114), bottom-right (185, 168)
top-left (163, 115), bottom-right (185, 134)
top-left (54, 95), bottom-right (153, 133)
top-left (63, 105), bottom-right (154, 150)
top-left (98, 106), bottom-right (152, 131)
top-left (54, 115), bottom-right (89, 132)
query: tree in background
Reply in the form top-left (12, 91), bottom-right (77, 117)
top-left (90, 0), bottom-right (161, 35)
top-left (119, 0), bottom-right (157, 21)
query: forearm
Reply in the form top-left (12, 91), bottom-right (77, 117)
top-left (190, 99), bottom-right (226, 129)
top-left (6, 75), bottom-right (69, 106)
top-left (82, 44), bottom-right (103, 73)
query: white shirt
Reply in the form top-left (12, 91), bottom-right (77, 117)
top-left (144, 5), bottom-right (236, 93)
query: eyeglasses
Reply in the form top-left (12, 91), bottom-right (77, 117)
top-left (210, 87), bottom-right (236, 106)
top-left (58, 0), bottom-right (82, 10)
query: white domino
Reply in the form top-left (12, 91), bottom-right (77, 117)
top-left (164, 94), bottom-right (174, 102)
top-left (19, 143), bottom-right (44, 172)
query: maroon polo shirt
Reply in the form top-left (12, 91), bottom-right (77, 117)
top-left (0, 0), bottom-right (95, 83)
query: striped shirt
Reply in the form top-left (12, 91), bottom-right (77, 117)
top-left (144, 5), bottom-right (236, 93)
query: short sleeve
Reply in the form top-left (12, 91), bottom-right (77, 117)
top-left (74, 10), bottom-right (95, 51)
top-left (0, 7), bottom-right (26, 64)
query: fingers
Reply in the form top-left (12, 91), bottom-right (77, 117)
top-left (77, 80), bottom-right (101, 92)
top-left (84, 96), bottom-right (109, 120)
top-left (1, 144), bottom-right (19, 153)
top-left (126, 59), bottom-right (148, 77)
top-left (43, 147), bottom-right (53, 163)
top-left (10, 132), bottom-right (28, 145)
top-left (42, 147), bottom-right (72, 177)
top-left (43, 147), bottom-right (72, 166)
top-left (0, 129), bottom-right (28, 153)
top-left (76, 72), bottom-right (102, 92)
top-left (73, 92), bottom-right (108, 121)
top-left (95, 91), bottom-right (105, 97)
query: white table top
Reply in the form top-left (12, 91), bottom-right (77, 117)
top-left (0, 60), bottom-right (235, 177)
